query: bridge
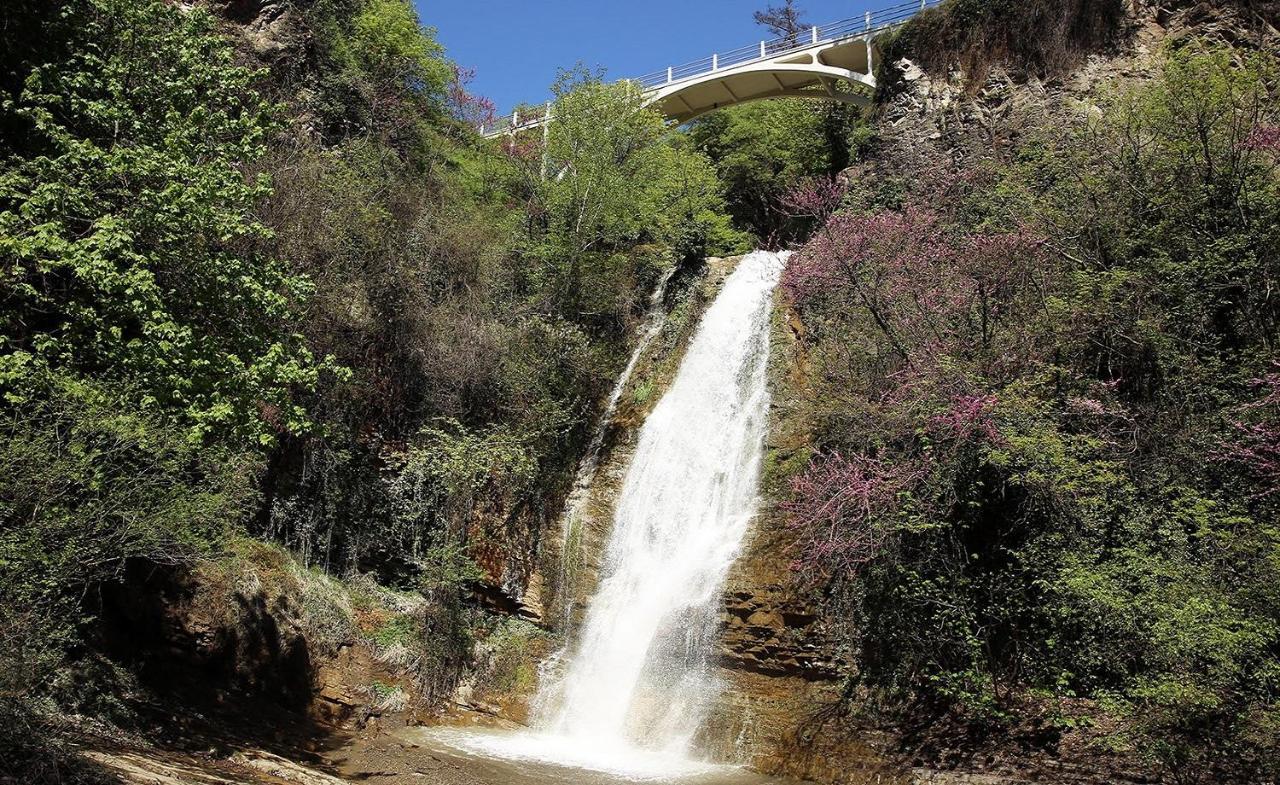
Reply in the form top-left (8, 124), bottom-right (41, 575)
top-left (480, 0), bottom-right (941, 138)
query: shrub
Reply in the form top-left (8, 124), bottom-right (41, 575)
top-left (471, 618), bottom-right (548, 698)
top-left (782, 43), bottom-right (1280, 778)
top-left (879, 0), bottom-right (1129, 91)
top-left (0, 0), bottom-right (327, 445)
top-left (0, 373), bottom-right (257, 777)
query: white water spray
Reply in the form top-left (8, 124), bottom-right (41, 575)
top-left (434, 251), bottom-right (786, 779)
top-left (553, 265), bottom-right (678, 625)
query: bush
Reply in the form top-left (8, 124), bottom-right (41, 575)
top-left (471, 618), bottom-right (548, 698)
top-left (0, 373), bottom-right (257, 778)
top-left (307, 0), bottom-right (452, 142)
top-left (782, 43), bottom-right (1280, 780)
top-left (0, 0), bottom-right (327, 445)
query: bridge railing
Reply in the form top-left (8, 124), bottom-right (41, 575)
top-left (479, 102), bottom-right (552, 138)
top-left (482, 0), bottom-right (943, 136)
top-left (632, 0), bottom-right (940, 91)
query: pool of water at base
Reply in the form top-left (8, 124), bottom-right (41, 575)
top-left (410, 726), bottom-right (807, 785)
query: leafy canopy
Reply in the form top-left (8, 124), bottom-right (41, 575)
top-left (0, 0), bottom-right (330, 445)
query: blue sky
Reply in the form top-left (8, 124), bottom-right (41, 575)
top-left (416, 1), bottom-right (886, 113)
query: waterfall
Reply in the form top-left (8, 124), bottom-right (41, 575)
top-left (551, 264), bottom-right (678, 626)
top-left (537, 249), bottom-right (783, 748)
top-left (433, 251), bottom-right (786, 779)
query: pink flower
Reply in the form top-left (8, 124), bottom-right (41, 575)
top-left (784, 451), bottom-right (927, 576)
top-left (448, 64), bottom-right (496, 128)
top-left (1242, 125), bottom-right (1280, 154)
top-left (780, 176), bottom-right (846, 221)
top-left (1067, 397), bottom-right (1108, 417)
top-left (928, 393), bottom-right (1000, 443)
top-left (1218, 367), bottom-right (1280, 497)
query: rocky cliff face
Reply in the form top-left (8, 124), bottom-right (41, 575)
top-left (200, 0), bottom-right (313, 65)
top-left (699, 297), bottom-right (906, 784)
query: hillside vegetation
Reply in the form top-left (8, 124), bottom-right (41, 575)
top-left (0, 0), bottom-right (743, 778)
top-left (1, 0), bottom-right (1279, 783)
top-left (780, 20), bottom-right (1280, 785)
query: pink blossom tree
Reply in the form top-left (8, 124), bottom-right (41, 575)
top-left (928, 393), bottom-right (1001, 443)
top-left (784, 452), bottom-right (928, 577)
top-left (446, 64), bottom-right (495, 129)
top-left (783, 204), bottom-right (1048, 375)
top-left (1219, 368), bottom-right (1280, 497)
top-left (1242, 124), bottom-right (1280, 154)
top-left (779, 176), bottom-right (847, 224)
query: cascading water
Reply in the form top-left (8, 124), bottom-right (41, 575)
top-left (552, 264), bottom-right (679, 627)
top-left (430, 251), bottom-right (787, 781)
top-left (537, 249), bottom-right (784, 748)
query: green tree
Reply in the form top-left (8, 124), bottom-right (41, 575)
top-left (689, 99), bottom-right (857, 238)
top-left (0, 0), bottom-right (327, 445)
top-left (525, 69), bottom-right (747, 321)
top-left (308, 0), bottom-right (454, 143)
top-left (352, 0), bottom-right (452, 96)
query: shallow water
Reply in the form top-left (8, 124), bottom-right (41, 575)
top-left (413, 727), bottom-right (800, 785)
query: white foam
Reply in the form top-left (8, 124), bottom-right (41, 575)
top-left (424, 727), bottom-right (730, 781)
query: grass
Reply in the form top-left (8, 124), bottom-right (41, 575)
top-left (371, 615), bottom-right (418, 649)
top-left (632, 379), bottom-right (656, 406)
top-left (471, 618), bottom-right (551, 698)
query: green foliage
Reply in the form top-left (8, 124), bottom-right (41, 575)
top-left (0, 372), bottom-right (257, 637)
top-left (1054, 47), bottom-right (1280, 388)
top-left (351, 0), bottom-right (451, 94)
top-left (689, 100), bottom-right (862, 238)
top-left (371, 614), bottom-right (419, 648)
top-left (0, 372), bottom-right (257, 775)
top-left (0, 0), bottom-right (330, 446)
top-left (633, 379), bottom-right (656, 406)
top-left (519, 69), bottom-right (748, 321)
top-left (307, 0), bottom-right (455, 142)
top-left (785, 43), bottom-right (1280, 780)
top-left (420, 419), bottom-right (538, 494)
top-left (472, 617), bottom-right (548, 697)
top-left (380, 419), bottom-right (538, 573)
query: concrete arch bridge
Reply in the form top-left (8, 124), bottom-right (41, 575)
top-left (481, 0), bottom-right (940, 138)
